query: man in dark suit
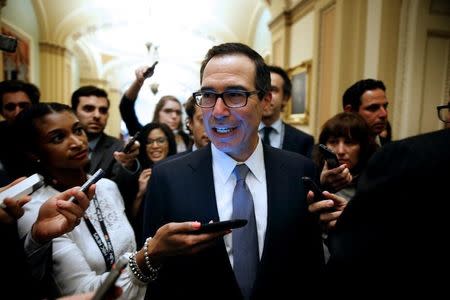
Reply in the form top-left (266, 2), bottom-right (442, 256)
top-left (71, 86), bottom-right (140, 201)
top-left (259, 65), bottom-right (314, 157)
top-left (143, 43), bottom-right (324, 299)
top-left (308, 126), bottom-right (450, 295)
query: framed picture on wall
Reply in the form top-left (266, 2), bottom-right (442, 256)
top-left (285, 60), bottom-right (312, 125)
top-left (1, 24), bottom-right (31, 82)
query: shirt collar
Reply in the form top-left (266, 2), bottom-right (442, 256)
top-left (258, 118), bottom-right (282, 133)
top-left (211, 138), bottom-right (265, 184)
top-left (88, 135), bottom-right (101, 151)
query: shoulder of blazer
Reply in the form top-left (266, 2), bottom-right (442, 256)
top-left (283, 122), bottom-right (313, 140)
top-left (154, 144), bottom-right (212, 173)
top-left (263, 144), bottom-right (314, 171)
top-left (96, 133), bottom-right (124, 151)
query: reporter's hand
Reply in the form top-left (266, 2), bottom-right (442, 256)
top-left (320, 162), bottom-right (352, 192)
top-left (135, 65), bottom-right (154, 83)
top-left (307, 191), bottom-right (348, 231)
top-left (138, 168), bottom-right (152, 194)
top-left (113, 141), bottom-right (140, 170)
top-left (137, 221), bottom-right (230, 267)
top-left (31, 185), bottom-right (95, 243)
top-left (0, 177), bottom-right (31, 224)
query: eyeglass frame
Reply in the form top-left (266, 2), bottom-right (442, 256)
top-left (192, 89), bottom-right (259, 108)
top-left (436, 104), bottom-right (450, 123)
top-left (146, 137), bottom-right (168, 146)
top-left (2, 101), bottom-right (31, 111)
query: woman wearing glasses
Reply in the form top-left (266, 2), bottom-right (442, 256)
top-left (131, 122), bottom-right (177, 243)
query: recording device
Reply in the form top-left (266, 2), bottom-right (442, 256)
top-left (143, 61), bottom-right (158, 78)
top-left (0, 34), bottom-right (18, 53)
top-left (68, 169), bottom-right (105, 204)
top-left (318, 144), bottom-right (340, 169)
top-left (190, 219), bottom-right (248, 234)
top-left (0, 173), bottom-right (44, 208)
top-left (92, 255), bottom-right (128, 300)
top-left (301, 176), bottom-right (326, 203)
top-left (122, 131), bottom-right (141, 154)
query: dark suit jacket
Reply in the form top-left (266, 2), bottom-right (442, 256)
top-left (88, 133), bottom-right (139, 209)
top-left (327, 129), bottom-right (450, 296)
top-left (282, 122), bottom-right (314, 157)
top-left (143, 144), bottom-right (324, 299)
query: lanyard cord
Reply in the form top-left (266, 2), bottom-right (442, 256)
top-left (83, 194), bottom-right (116, 271)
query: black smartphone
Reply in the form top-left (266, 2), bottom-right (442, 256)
top-left (122, 131), bottom-right (141, 154)
top-left (301, 176), bottom-right (326, 202)
top-left (92, 256), bottom-right (128, 300)
top-left (68, 168), bottom-right (105, 204)
top-left (191, 219), bottom-right (248, 234)
top-left (143, 61), bottom-right (158, 78)
top-left (318, 144), bottom-right (340, 169)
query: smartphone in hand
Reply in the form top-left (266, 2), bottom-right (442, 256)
top-left (122, 131), bottom-right (141, 154)
top-left (301, 176), bottom-right (326, 203)
top-left (68, 168), bottom-right (105, 204)
top-left (0, 173), bottom-right (44, 208)
top-left (190, 219), bottom-right (248, 234)
top-left (92, 256), bottom-right (128, 300)
top-left (143, 61), bottom-right (158, 78)
top-left (318, 144), bottom-right (340, 169)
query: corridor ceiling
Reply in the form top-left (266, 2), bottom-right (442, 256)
top-left (32, 0), bottom-right (271, 102)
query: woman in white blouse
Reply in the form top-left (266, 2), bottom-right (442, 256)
top-left (13, 102), bottom-right (228, 299)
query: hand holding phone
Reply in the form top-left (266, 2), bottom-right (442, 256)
top-left (0, 173), bottom-right (44, 208)
top-left (122, 131), bottom-right (141, 154)
top-left (318, 144), bottom-right (340, 169)
top-left (68, 169), bottom-right (105, 204)
top-left (302, 176), bottom-right (326, 203)
top-left (92, 256), bottom-right (128, 300)
top-left (190, 219), bottom-right (248, 234)
top-left (143, 61), bottom-right (158, 79)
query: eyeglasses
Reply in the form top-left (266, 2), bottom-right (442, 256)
top-left (146, 137), bottom-right (168, 146)
top-left (193, 90), bottom-right (259, 108)
top-left (162, 108), bottom-right (182, 116)
top-left (3, 101), bottom-right (31, 111)
top-left (437, 104), bottom-right (450, 123)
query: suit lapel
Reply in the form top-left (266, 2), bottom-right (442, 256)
top-left (89, 134), bottom-right (114, 171)
top-left (259, 146), bottom-right (289, 264)
top-left (186, 145), bottom-right (221, 222)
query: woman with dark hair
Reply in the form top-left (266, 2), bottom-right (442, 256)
top-left (136, 122), bottom-right (177, 169)
top-left (119, 66), bottom-right (192, 152)
top-left (12, 102), bottom-right (228, 299)
top-left (130, 122), bottom-right (177, 242)
top-left (313, 112), bottom-right (377, 200)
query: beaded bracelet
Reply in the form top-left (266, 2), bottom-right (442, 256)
top-left (128, 251), bottom-right (150, 283)
top-left (144, 237), bottom-right (161, 282)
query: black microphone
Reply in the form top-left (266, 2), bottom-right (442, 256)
top-left (0, 34), bottom-right (18, 53)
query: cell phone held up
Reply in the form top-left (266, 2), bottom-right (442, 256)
top-left (143, 61), bottom-right (158, 79)
top-left (68, 168), bottom-right (105, 204)
top-left (190, 219), bottom-right (248, 234)
top-left (318, 144), bottom-right (340, 169)
top-left (301, 176), bottom-right (326, 203)
top-left (122, 131), bottom-right (141, 154)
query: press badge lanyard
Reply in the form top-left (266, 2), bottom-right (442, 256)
top-left (84, 195), bottom-right (115, 271)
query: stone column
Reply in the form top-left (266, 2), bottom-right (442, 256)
top-left (39, 42), bottom-right (73, 104)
